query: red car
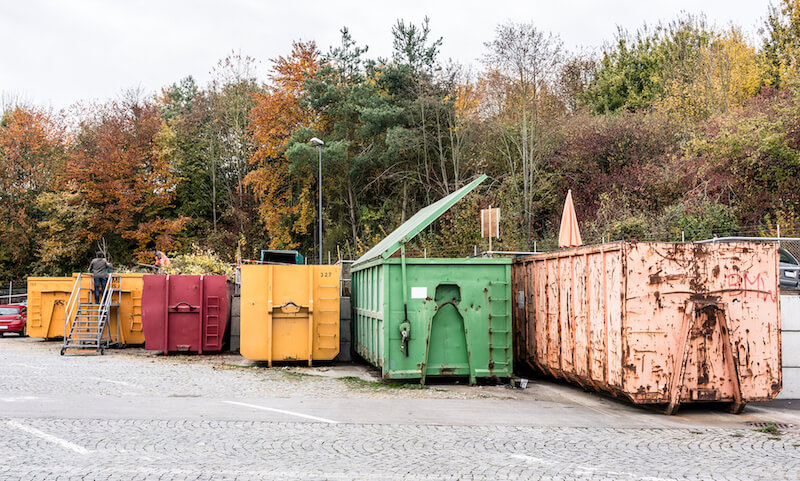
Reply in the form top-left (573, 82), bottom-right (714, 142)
top-left (0, 304), bottom-right (26, 337)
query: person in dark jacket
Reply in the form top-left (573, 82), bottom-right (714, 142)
top-left (89, 251), bottom-right (113, 303)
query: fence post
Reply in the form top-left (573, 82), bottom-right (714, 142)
top-left (681, 231), bottom-right (685, 243)
top-left (778, 224), bottom-right (781, 245)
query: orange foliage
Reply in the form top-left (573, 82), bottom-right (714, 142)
top-left (0, 107), bottom-right (65, 198)
top-left (66, 98), bottom-right (187, 252)
top-left (246, 41), bottom-right (320, 248)
top-left (0, 107), bottom-right (67, 274)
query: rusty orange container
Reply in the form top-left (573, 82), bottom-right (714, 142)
top-left (513, 241), bottom-right (782, 414)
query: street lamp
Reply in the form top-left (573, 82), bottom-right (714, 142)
top-left (310, 137), bottom-right (324, 264)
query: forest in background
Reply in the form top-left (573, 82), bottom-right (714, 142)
top-left (3, 1), bottom-right (800, 282)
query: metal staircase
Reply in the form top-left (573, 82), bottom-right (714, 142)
top-left (60, 273), bottom-right (121, 355)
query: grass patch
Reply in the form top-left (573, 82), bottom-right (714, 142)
top-left (280, 370), bottom-right (320, 378)
top-left (220, 363), bottom-right (262, 370)
top-left (753, 422), bottom-right (782, 436)
top-left (339, 376), bottom-right (428, 390)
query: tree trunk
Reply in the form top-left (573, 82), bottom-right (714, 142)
top-left (401, 181), bottom-right (408, 222)
top-left (348, 182), bottom-right (358, 248)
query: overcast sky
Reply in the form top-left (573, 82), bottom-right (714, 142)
top-left (0, 0), bottom-right (773, 109)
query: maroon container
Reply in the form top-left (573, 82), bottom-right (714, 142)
top-left (142, 275), bottom-right (229, 354)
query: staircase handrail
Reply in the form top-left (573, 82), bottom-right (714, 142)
top-left (63, 273), bottom-right (82, 341)
top-left (97, 273), bottom-right (116, 342)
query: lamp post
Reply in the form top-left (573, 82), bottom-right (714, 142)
top-left (310, 137), bottom-right (324, 264)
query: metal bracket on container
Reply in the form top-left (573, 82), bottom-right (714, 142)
top-left (277, 301), bottom-right (303, 314)
top-left (399, 320), bottom-right (410, 356)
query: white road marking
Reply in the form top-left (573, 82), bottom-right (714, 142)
top-left (223, 401), bottom-right (339, 424)
top-left (89, 377), bottom-right (141, 388)
top-left (9, 363), bottom-right (45, 370)
top-left (0, 396), bottom-right (38, 402)
top-left (7, 420), bottom-right (90, 454)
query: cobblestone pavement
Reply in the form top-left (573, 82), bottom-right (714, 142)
top-left (2, 337), bottom-right (800, 480)
top-left (1, 418), bottom-right (799, 480)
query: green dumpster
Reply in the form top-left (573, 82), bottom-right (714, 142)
top-left (260, 249), bottom-right (304, 265)
top-left (351, 175), bottom-right (513, 384)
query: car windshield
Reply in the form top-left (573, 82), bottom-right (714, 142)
top-left (0, 307), bottom-right (20, 315)
top-left (780, 248), bottom-right (799, 265)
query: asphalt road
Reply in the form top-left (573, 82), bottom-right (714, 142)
top-left (1, 337), bottom-right (799, 480)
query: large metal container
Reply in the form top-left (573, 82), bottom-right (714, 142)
top-left (115, 274), bottom-right (145, 345)
top-left (513, 241), bottom-right (782, 413)
top-left (239, 264), bottom-right (340, 365)
top-left (141, 275), bottom-right (230, 353)
top-left (26, 276), bottom-right (85, 339)
top-left (778, 294), bottom-right (800, 399)
top-left (260, 249), bottom-right (304, 264)
top-left (352, 175), bottom-right (513, 384)
top-left (26, 274), bottom-right (145, 344)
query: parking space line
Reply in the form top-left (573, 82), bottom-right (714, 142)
top-left (223, 401), bottom-right (339, 424)
top-left (89, 377), bottom-right (142, 389)
top-left (0, 396), bottom-right (38, 402)
top-left (9, 363), bottom-right (46, 370)
top-left (7, 420), bottom-right (90, 454)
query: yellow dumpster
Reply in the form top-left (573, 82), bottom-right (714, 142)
top-left (240, 264), bottom-right (340, 365)
top-left (27, 276), bottom-right (90, 339)
top-left (115, 274), bottom-right (145, 345)
top-left (27, 273), bottom-right (144, 344)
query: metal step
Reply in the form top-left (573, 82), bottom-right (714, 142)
top-left (62, 274), bottom-right (121, 356)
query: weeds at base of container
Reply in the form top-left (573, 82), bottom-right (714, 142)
top-left (280, 370), bottom-right (321, 379)
top-left (339, 376), bottom-right (428, 390)
top-left (754, 423), bottom-right (782, 435)
top-left (217, 363), bottom-right (263, 371)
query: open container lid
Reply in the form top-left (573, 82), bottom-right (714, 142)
top-left (353, 174), bottom-right (487, 266)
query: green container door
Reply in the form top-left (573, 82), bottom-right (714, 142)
top-left (351, 174), bottom-right (513, 384)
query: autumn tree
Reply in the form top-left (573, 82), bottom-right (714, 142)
top-left (34, 185), bottom-right (99, 275)
top-left (762, 0), bottom-right (800, 87)
top-left (482, 21), bottom-right (565, 247)
top-left (587, 16), bottom-right (765, 120)
top-left (246, 41), bottom-right (320, 251)
top-left (300, 29), bottom-right (380, 255)
top-left (67, 92), bottom-right (187, 261)
top-left (0, 107), bottom-right (67, 281)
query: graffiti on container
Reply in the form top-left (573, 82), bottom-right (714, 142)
top-left (726, 272), bottom-right (777, 303)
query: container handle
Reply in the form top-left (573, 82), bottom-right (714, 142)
top-left (170, 302), bottom-right (197, 311)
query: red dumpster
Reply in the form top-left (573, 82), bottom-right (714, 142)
top-left (142, 275), bottom-right (230, 354)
